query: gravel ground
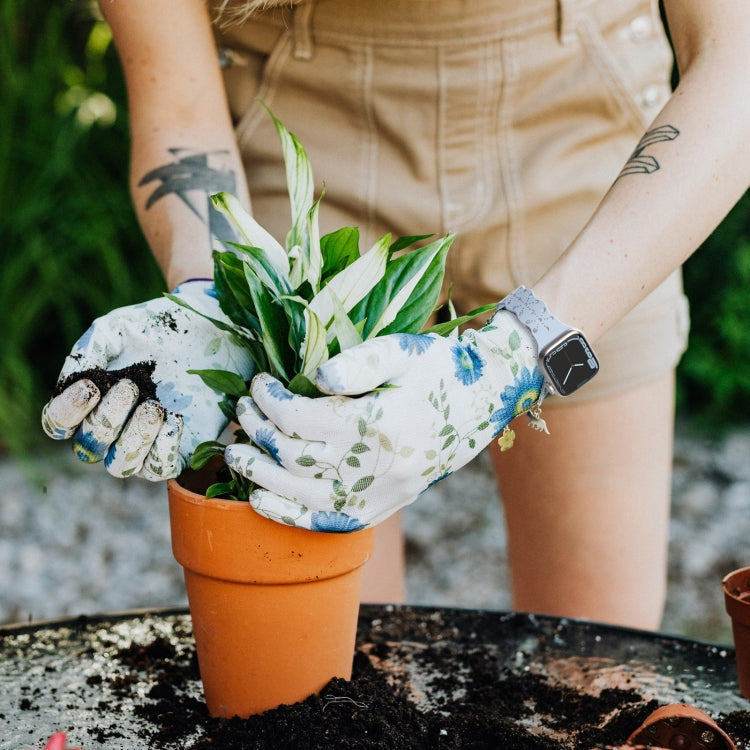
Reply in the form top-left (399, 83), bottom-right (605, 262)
top-left (2, 420), bottom-right (749, 643)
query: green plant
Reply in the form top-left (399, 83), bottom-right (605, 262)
top-left (184, 109), bottom-right (491, 499)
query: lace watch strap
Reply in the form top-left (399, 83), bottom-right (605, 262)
top-left (497, 286), bottom-right (571, 352)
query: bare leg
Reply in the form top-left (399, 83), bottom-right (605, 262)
top-left (360, 511), bottom-right (407, 604)
top-left (491, 372), bottom-right (675, 630)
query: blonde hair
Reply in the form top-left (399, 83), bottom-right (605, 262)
top-left (211, 0), bottom-right (302, 27)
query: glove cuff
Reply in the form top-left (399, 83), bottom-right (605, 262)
top-left (170, 278), bottom-right (213, 294)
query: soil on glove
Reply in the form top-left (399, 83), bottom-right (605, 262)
top-left (55, 362), bottom-right (157, 403)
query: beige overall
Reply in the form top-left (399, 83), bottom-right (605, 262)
top-left (213, 0), bottom-right (690, 403)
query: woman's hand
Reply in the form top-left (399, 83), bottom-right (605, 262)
top-left (42, 280), bottom-right (254, 480)
top-left (226, 309), bottom-right (545, 531)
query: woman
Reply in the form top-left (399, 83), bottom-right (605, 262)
top-left (45, 0), bottom-right (749, 630)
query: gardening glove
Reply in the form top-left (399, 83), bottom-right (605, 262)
top-left (225, 308), bottom-right (546, 531)
top-left (42, 279), bottom-right (254, 480)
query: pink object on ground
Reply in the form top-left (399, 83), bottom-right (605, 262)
top-left (44, 732), bottom-right (81, 750)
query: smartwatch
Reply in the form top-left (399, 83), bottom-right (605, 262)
top-left (497, 286), bottom-right (599, 397)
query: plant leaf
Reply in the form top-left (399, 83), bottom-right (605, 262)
top-left (227, 241), bottom-right (294, 298)
top-left (379, 235), bottom-right (454, 335)
top-left (327, 287), bottom-right (364, 350)
top-left (299, 304), bottom-right (329, 377)
top-left (424, 302), bottom-right (497, 336)
top-left (288, 192), bottom-right (324, 293)
top-left (210, 192), bottom-right (288, 276)
top-left (217, 395), bottom-right (239, 421)
top-left (223, 242), bottom-right (306, 373)
top-left (389, 234), bottom-right (434, 254)
top-left (205, 481), bottom-right (238, 499)
top-left (306, 194), bottom-right (324, 293)
top-left (213, 251), bottom-right (261, 335)
top-left (320, 227), bottom-right (361, 284)
top-left (352, 234), bottom-right (454, 339)
top-left (189, 440), bottom-right (227, 470)
top-left (187, 368), bottom-right (248, 398)
top-left (309, 233), bottom-right (390, 327)
top-left (265, 105), bottom-right (315, 258)
top-left (287, 373), bottom-right (323, 397)
top-left (244, 265), bottom-right (295, 381)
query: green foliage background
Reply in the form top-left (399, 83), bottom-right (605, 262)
top-left (0, 1), bottom-right (747, 456)
top-left (1, 1), bottom-right (163, 454)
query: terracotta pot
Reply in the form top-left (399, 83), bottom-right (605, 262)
top-left (723, 566), bottom-right (750, 699)
top-left (168, 470), bottom-right (375, 718)
top-left (627, 703), bottom-right (735, 750)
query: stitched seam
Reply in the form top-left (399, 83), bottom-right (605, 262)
top-left (439, 42), bottom-right (499, 233)
top-left (360, 43), bottom-right (378, 238)
top-left (498, 37), bottom-right (524, 286)
top-left (473, 41), bottom-right (497, 230)
top-left (307, 17), bottom-right (552, 49)
top-left (436, 44), bottom-right (448, 234)
top-left (234, 33), bottom-right (294, 150)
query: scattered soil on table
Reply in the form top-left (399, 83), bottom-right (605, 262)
top-left (55, 361), bottom-right (157, 403)
top-left (96, 612), bottom-right (750, 750)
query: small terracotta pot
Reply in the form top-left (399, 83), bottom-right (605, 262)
top-left (168, 471), bottom-right (375, 718)
top-left (627, 703), bottom-right (735, 750)
top-left (723, 566), bottom-right (750, 699)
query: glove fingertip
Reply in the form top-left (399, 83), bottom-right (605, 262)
top-left (235, 395), bottom-right (262, 420)
top-left (224, 442), bottom-right (252, 467)
top-left (42, 379), bottom-right (101, 439)
top-left (314, 353), bottom-right (382, 395)
top-left (249, 372), bottom-right (293, 401)
top-left (313, 362), bottom-right (348, 395)
top-left (314, 335), bottom-right (423, 395)
top-left (103, 399), bottom-right (164, 478)
top-left (139, 410), bottom-right (183, 481)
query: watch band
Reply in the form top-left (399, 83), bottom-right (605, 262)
top-left (497, 286), bottom-right (569, 353)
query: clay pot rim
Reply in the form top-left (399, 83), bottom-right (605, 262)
top-left (168, 476), bottom-right (267, 513)
top-left (722, 566), bottom-right (750, 591)
top-left (626, 702), bottom-right (736, 750)
top-left (723, 566), bottom-right (750, 626)
top-left (167, 475), bottom-right (375, 584)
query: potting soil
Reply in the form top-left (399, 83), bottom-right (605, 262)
top-left (2, 606), bottom-right (749, 749)
top-left (54, 362), bottom-right (158, 404)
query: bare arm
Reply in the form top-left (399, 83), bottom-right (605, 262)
top-left (98, 0), bottom-right (249, 289)
top-left (535, 0), bottom-right (750, 341)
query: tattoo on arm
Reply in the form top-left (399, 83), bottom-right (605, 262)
top-left (616, 124), bottom-right (680, 180)
top-left (138, 148), bottom-right (239, 244)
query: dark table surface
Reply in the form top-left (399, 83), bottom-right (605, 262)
top-left (1, 605), bottom-right (746, 749)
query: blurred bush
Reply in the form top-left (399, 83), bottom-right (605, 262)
top-left (0, 1), bottom-right (163, 454)
top-left (0, 1), bottom-right (747, 458)
top-left (679, 192), bottom-right (750, 426)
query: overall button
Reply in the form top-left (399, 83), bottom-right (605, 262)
top-left (639, 83), bottom-right (667, 108)
top-left (627, 14), bottom-right (653, 41)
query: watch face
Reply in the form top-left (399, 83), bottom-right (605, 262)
top-left (543, 334), bottom-right (599, 396)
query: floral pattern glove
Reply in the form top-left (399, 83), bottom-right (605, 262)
top-left (42, 280), bottom-right (254, 480)
top-left (225, 308), bottom-right (544, 531)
